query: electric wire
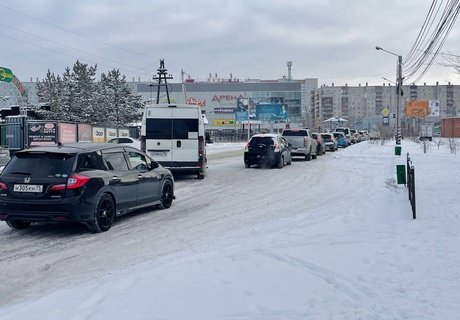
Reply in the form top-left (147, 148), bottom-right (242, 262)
top-left (0, 3), bottom-right (157, 60)
top-left (0, 23), bottom-right (153, 73)
top-left (404, 0), bottom-right (439, 65)
top-left (402, 0), bottom-right (460, 83)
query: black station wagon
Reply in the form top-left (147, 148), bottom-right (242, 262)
top-left (0, 143), bottom-right (175, 233)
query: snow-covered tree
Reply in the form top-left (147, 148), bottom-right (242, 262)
top-left (35, 61), bottom-right (142, 126)
top-left (96, 69), bottom-right (142, 127)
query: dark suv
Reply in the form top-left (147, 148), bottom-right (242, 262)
top-left (244, 133), bottom-right (292, 168)
top-left (0, 143), bottom-right (175, 233)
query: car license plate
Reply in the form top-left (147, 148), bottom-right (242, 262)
top-left (13, 184), bottom-right (43, 193)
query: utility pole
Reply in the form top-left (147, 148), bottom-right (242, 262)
top-left (376, 46), bottom-right (403, 145)
top-left (396, 55), bottom-right (402, 145)
top-left (151, 59), bottom-right (173, 104)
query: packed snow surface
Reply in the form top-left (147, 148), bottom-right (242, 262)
top-left (0, 139), bottom-right (459, 319)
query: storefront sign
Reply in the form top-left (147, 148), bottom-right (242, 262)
top-left (214, 107), bottom-right (236, 113)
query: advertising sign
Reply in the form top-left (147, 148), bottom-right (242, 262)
top-left (58, 123), bottom-right (77, 143)
top-left (106, 128), bottom-right (117, 140)
top-left (78, 124), bottom-right (92, 142)
top-left (214, 107), bottom-right (236, 113)
top-left (28, 121), bottom-right (58, 146)
top-left (255, 104), bottom-right (288, 121)
top-left (429, 100), bottom-right (440, 116)
top-left (92, 127), bottom-right (105, 143)
top-left (118, 129), bottom-right (130, 137)
top-left (236, 112), bottom-right (248, 122)
top-left (405, 100), bottom-right (431, 117)
top-left (212, 119), bottom-right (236, 126)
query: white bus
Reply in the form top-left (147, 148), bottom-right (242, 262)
top-left (141, 104), bottom-right (207, 179)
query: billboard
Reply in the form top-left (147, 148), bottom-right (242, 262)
top-left (106, 128), bottom-right (118, 141)
top-left (92, 127), bottom-right (105, 143)
top-left (429, 100), bottom-right (440, 116)
top-left (118, 129), bottom-right (130, 137)
top-left (58, 123), bottom-right (77, 143)
top-left (78, 124), bottom-right (92, 142)
top-left (212, 119), bottom-right (236, 126)
top-left (255, 103), bottom-right (288, 121)
top-left (27, 121), bottom-right (58, 146)
top-left (405, 100), bottom-right (431, 117)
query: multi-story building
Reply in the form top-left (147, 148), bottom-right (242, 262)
top-left (310, 82), bottom-right (460, 132)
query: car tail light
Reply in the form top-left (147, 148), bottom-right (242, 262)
top-left (244, 143), bottom-right (250, 152)
top-left (198, 136), bottom-right (205, 167)
top-left (0, 182), bottom-right (7, 190)
top-left (198, 136), bottom-right (205, 156)
top-left (50, 173), bottom-right (90, 191)
top-left (274, 144), bottom-right (281, 152)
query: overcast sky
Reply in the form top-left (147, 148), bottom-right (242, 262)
top-left (2, 0), bottom-right (460, 86)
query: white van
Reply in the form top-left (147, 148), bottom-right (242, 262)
top-left (141, 104), bottom-right (207, 179)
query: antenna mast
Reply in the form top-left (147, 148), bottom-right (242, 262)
top-left (151, 59), bottom-right (173, 104)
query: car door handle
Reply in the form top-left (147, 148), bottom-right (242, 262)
top-left (137, 174), bottom-right (143, 180)
top-left (176, 140), bottom-right (181, 148)
top-left (111, 176), bottom-right (120, 182)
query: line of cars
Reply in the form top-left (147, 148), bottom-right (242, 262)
top-left (243, 127), bottom-right (354, 169)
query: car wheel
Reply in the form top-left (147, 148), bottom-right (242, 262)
top-left (6, 219), bottom-right (31, 230)
top-left (158, 179), bottom-right (174, 209)
top-left (88, 194), bottom-right (115, 233)
top-left (277, 156), bottom-right (284, 168)
top-left (287, 154), bottom-right (292, 165)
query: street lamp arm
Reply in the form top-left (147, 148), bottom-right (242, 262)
top-left (375, 46), bottom-right (401, 58)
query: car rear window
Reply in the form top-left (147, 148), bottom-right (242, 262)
top-left (250, 137), bottom-right (275, 146)
top-left (282, 130), bottom-right (308, 136)
top-left (145, 118), bottom-right (199, 140)
top-left (3, 152), bottom-right (76, 177)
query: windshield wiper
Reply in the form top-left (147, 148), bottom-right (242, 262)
top-left (9, 171), bottom-right (31, 175)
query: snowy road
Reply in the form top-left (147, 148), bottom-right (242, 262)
top-left (1, 140), bottom-right (459, 320)
top-left (0, 144), bottom-right (357, 306)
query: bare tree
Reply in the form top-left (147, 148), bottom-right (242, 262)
top-left (448, 138), bottom-right (458, 154)
top-left (433, 138), bottom-right (444, 149)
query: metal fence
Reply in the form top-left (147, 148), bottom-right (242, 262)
top-left (406, 153), bottom-right (416, 219)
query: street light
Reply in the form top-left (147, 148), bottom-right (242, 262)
top-left (376, 46), bottom-right (403, 145)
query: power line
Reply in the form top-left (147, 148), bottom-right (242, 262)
top-left (403, 0), bottom-right (460, 83)
top-left (0, 31), bottom-right (139, 75)
top-left (0, 3), bottom-right (158, 60)
top-left (0, 22), bottom-right (154, 73)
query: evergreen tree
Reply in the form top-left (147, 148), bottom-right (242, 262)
top-left (98, 69), bottom-right (142, 127)
top-left (35, 61), bottom-right (142, 126)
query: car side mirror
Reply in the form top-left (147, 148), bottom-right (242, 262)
top-left (149, 161), bottom-right (159, 170)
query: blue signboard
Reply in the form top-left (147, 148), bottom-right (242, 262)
top-left (236, 112), bottom-right (248, 122)
top-left (255, 104), bottom-right (288, 121)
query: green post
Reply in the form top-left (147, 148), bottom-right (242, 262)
top-left (396, 165), bottom-right (406, 184)
top-left (395, 145), bottom-right (402, 156)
